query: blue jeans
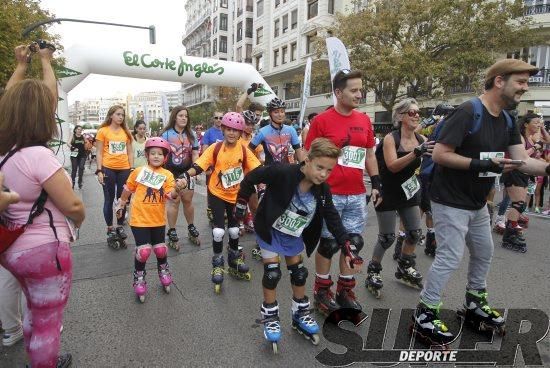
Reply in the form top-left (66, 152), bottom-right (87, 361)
top-left (102, 167), bottom-right (131, 227)
top-left (321, 194), bottom-right (367, 238)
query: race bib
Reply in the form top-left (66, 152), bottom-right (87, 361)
top-left (479, 152), bottom-right (504, 178)
top-left (221, 166), bottom-right (244, 188)
top-left (136, 167), bottom-right (167, 190)
top-left (401, 175), bottom-right (420, 200)
top-left (338, 146), bottom-right (366, 169)
top-left (108, 141), bottom-right (127, 155)
top-left (70, 151), bottom-right (79, 157)
top-left (527, 180), bottom-right (536, 195)
top-left (272, 209), bottom-right (309, 237)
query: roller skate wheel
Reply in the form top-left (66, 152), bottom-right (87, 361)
top-left (114, 241), bottom-right (120, 250)
top-left (121, 240), bottom-right (127, 249)
top-left (139, 295), bottom-right (145, 303)
top-left (311, 334), bottom-right (320, 345)
top-left (372, 288), bottom-right (381, 299)
top-left (164, 285), bottom-right (170, 293)
top-left (272, 342), bottom-right (278, 354)
top-left (214, 284), bottom-right (221, 294)
top-left (243, 272), bottom-right (252, 281)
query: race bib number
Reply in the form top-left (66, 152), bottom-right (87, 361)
top-left (401, 175), bottom-right (420, 200)
top-left (338, 146), bottom-right (366, 169)
top-left (527, 180), bottom-right (536, 195)
top-left (273, 209), bottom-right (308, 237)
top-left (479, 152), bottom-right (504, 178)
top-left (136, 167), bottom-right (167, 190)
top-left (109, 141), bottom-right (127, 155)
top-left (70, 150), bottom-right (79, 157)
top-left (221, 166), bottom-right (244, 188)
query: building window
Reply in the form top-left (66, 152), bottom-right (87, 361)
top-left (246, 0), bottom-right (253, 12)
top-left (275, 0), bottom-right (280, 7)
top-left (256, 27), bottom-right (263, 44)
top-left (257, 0), bottom-right (264, 16)
top-left (282, 46), bottom-right (288, 64)
top-left (273, 49), bottom-right (279, 67)
top-left (245, 18), bottom-right (253, 38)
top-left (246, 44), bottom-right (252, 61)
top-left (274, 19), bottom-right (280, 37)
top-left (290, 42), bottom-right (297, 61)
top-left (282, 14), bottom-right (288, 33)
top-left (220, 36), bottom-right (227, 53)
top-left (308, 0), bottom-right (318, 19)
top-left (306, 32), bottom-right (316, 54)
top-left (220, 14), bottom-right (228, 31)
top-left (213, 39), bottom-right (217, 55)
top-left (237, 47), bottom-right (243, 62)
top-left (256, 54), bottom-right (264, 71)
top-left (213, 17), bottom-right (218, 33)
top-left (328, 0), bottom-right (335, 14)
top-left (237, 21), bottom-right (243, 42)
top-left (291, 9), bottom-right (298, 29)
top-left (220, 0), bottom-right (228, 8)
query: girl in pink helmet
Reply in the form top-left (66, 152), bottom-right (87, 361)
top-left (116, 138), bottom-right (186, 302)
top-left (178, 112), bottom-right (261, 293)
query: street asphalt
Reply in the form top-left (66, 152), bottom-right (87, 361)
top-left (1, 169), bottom-right (549, 368)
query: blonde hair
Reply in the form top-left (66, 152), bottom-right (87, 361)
top-left (308, 137), bottom-right (341, 160)
top-left (100, 105), bottom-right (132, 141)
top-left (0, 79), bottom-right (57, 155)
top-left (392, 98), bottom-right (418, 128)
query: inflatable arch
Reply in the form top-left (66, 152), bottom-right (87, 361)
top-left (54, 44), bottom-right (277, 164)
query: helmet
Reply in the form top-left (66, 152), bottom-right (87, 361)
top-left (144, 137), bottom-right (171, 163)
top-left (242, 110), bottom-right (259, 125)
top-left (221, 112), bottom-right (245, 131)
top-left (432, 103), bottom-right (454, 117)
top-left (266, 97), bottom-right (286, 113)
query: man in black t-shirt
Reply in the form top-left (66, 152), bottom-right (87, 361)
top-left (412, 59), bottom-right (550, 347)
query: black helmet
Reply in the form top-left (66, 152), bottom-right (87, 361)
top-left (266, 97), bottom-right (286, 113)
top-left (432, 103), bottom-right (454, 117)
top-left (242, 110), bottom-right (259, 124)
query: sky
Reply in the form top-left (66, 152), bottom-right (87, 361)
top-left (40, 0), bottom-right (187, 104)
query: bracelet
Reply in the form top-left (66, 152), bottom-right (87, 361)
top-left (95, 169), bottom-right (103, 175)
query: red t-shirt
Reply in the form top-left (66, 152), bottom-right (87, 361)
top-left (304, 107), bottom-right (375, 195)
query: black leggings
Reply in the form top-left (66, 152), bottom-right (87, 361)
top-left (102, 167), bottom-right (131, 227)
top-left (70, 156), bottom-right (86, 187)
top-left (209, 193), bottom-right (238, 229)
top-left (131, 226), bottom-right (166, 271)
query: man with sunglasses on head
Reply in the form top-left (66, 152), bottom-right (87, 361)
top-left (304, 69), bottom-right (381, 315)
top-left (412, 59), bottom-right (550, 348)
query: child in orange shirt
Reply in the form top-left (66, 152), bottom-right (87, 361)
top-left (116, 138), bottom-right (185, 302)
top-left (178, 112), bottom-right (261, 293)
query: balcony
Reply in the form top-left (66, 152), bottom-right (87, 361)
top-left (529, 68), bottom-right (550, 86)
top-left (184, 10), bottom-right (212, 37)
top-left (446, 84), bottom-right (475, 95)
top-left (524, 4), bottom-right (550, 15)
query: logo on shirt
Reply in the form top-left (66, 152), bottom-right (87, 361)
top-left (109, 141), bottom-right (127, 155)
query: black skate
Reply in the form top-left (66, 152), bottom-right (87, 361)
top-left (167, 228), bottom-right (180, 251)
top-left (396, 255), bottom-right (423, 289)
top-left (313, 276), bottom-right (340, 316)
top-left (365, 261), bottom-right (383, 299)
top-left (116, 226), bottom-right (128, 240)
top-left (251, 244), bottom-right (262, 261)
top-left (211, 255), bottom-right (225, 294)
top-left (411, 302), bottom-right (454, 349)
top-left (188, 224), bottom-right (200, 246)
top-left (336, 277), bottom-right (362, 311)
top-left (424, 231), bottom-right (436, 257)
top-left (501, 227), bottom-right (527, 253)
top-left (457, 289), bottom-right (505, 336)
top-left (107, 228), bottom-right (125, 249)
top-left (227, 246), bottom-right (251, 280)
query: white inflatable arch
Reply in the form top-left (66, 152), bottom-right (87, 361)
top-left (55, 44), bottom-right (277, 164)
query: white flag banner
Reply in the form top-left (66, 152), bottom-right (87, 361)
top-left (161, 93), bottom-right (170, 127)
top-left (326, 37), bottom-right (351, 105)
top-left (298, 57), bottom-right (312, 129)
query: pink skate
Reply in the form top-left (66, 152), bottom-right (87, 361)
top-left (158, 263), bottom-right (172, 293)
top-left (133, 270), bottom-right (147, 303)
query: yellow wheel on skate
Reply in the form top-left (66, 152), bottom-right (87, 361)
top-left (169, 241), bottom-right (180, 251)
top-left (214, 284), bottom-right (221, 294)
top-left (311, 334), bottom-right (320, 345)
top-left (243, 272), bottom-right (252, 281)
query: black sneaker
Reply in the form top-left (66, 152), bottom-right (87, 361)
top-left (57, 353), bottom-right (72, 368)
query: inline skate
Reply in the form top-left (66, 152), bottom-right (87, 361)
top-left (493, 215), bottom-right (506, 235)
top-left (365, 261), bottom-right (383, 298)
top-left (424, 231), bottom-right (436, 257)
top-left (313, 276), bottom-right (339, 316)
top-left (133, 270), bottom-right (147, 303)
top-left (158, 263), bottom-right (172, 293)
top-left (251, 244), bottom-right (262, 261)
top-left (167, 228), bottom-right (180, 251)
top-left (411, 302), bottom-right (454, 349)
top-left (107, 228), bottom-right (125, 249)
top-left (335, 277), bottom-right (362, 311)
top-left (501, 223), bottom-right (527, 253)
top-left (188, 224), bottom-right (200, 246)
top-left (211, 254), bottom-right (225, 294)
top-left (244, 211), bottom-right (255, 233)
top-left (227, 246), bottom-right (251, 280)
top-left (395, 255), bottom-right (423, 288)
top-left (457, 289), bottom-right (505, 336)
top-left (291, 296), bottom-right (320, 345)
top-left (257, 301), bottom-right (281, 354)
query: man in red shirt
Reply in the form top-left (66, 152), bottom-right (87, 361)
top-left (304, 69), bottom-right (381, 314)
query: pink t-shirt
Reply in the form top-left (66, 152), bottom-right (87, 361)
top-left (0, 146), bottom-right (71, 253)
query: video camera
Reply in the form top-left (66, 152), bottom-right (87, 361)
top-left (422, 103), bottom-right (455, 127)
top-left (29, 39), bottom-right (56, 53)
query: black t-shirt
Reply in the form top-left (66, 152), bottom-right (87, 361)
top-left (71, 136), bottom-right (86, 159)
top-left (430, 101), bottom-right (521, 210)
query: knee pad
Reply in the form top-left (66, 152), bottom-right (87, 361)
top-left (406, 229), bottom-right (422, 245)
top-left (511, 201), bottom-right (526, 214)
top-left (135, 245), bottom-right (152, 262)
top-left (228, 227), bottom-right (240, 240)
top-left (377, 233), bottom-right (396, 250)
top-left (287, 262), bottom-right (308, 287)
top-left (262, 262), bottom-right (282, 290)
top-left (153, 244), bottom-right (168, 259)
top-left (317, 237), bottom-right (340, 259)
top-left (212, 228), bottom-right (225, 242)
top-left (348, 233), bottom-right (364, 252)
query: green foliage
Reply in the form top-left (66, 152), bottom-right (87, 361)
top-left (188, 103), bottom-right (214, 127)
top-left (148, 120), bottom-right (162, 133)
top-left (0, 0), bottom-right (62, 87)
top-left (327, 0), bottom-right (545, 112)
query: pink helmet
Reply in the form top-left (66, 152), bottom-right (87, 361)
top-left (144, 137), bottom-right (171, 163)
top-left (221, 112), bottom-right (245, 131)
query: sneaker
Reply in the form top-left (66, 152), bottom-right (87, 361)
top-left (535, 207), bottom-right (541, 214)
top-left (2, 325), bottom-right (23, 346)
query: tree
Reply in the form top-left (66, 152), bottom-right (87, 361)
top-left (214, 86), bottom-right (241, 113)
top-left (0, 0), bottom-right (62, 87)
top-left (327, 0), bottom-right (546, 112)
top-left (188, 103), bottom-right (214, 128)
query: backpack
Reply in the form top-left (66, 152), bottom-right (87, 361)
top-left (375, 130), bottom-right (424, 174)
top-left (211, 141), bottom-right (248, 171)
top-left (419, 97), bottom-right (514, 178)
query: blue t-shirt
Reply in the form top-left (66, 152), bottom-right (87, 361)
top-left (250, 123), bottom-right (300, 165)
top-left (202, 126), bottom-right (224, 146)
top-left (257, 187), bottom-right (317, 256)
top-left (160, 128), bottom-right (199, 172)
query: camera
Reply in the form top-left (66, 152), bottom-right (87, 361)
top-left (29, 39), bottom-right (56, 53)
top-left (545, 120), bottom-right (550, 132)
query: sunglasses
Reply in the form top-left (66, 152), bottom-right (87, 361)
top-left (213, 116), bottom-right (222, 119)
top-left (406, 110), bottom-right (420, 117)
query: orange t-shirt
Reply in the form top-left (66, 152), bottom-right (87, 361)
top-left (195, 141), bottom-right (261, 203)
top-left (96, 126), bottom-right (132, 170)
top-left (239, 135), bottom-right (263, 159)
top-left (125, 165), bottom-right (175, 227)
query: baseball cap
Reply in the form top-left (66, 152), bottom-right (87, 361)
top-left (485, 59), bottom-right (539, 83)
